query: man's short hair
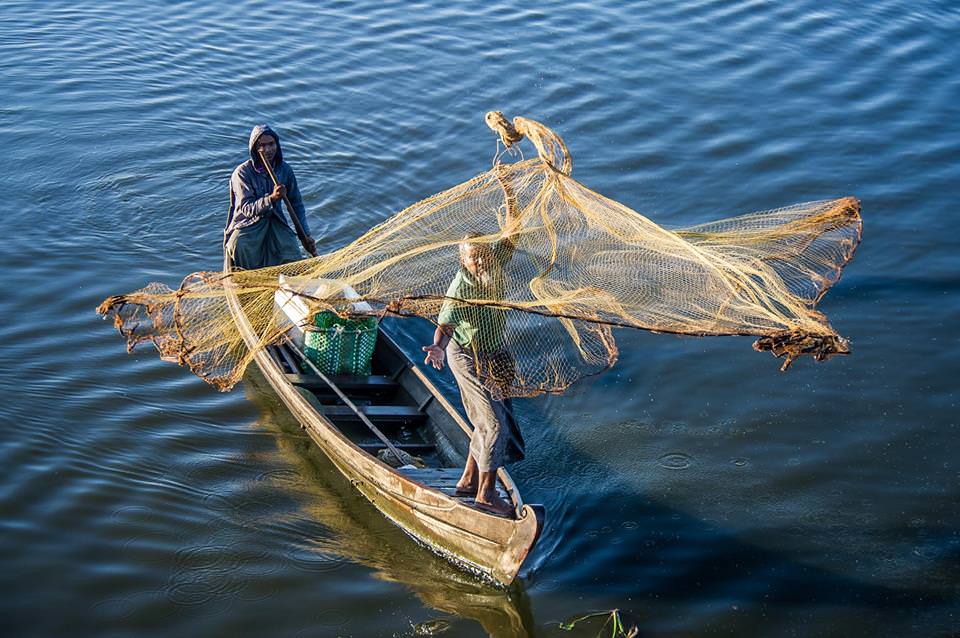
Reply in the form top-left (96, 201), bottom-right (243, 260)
top-left (459, 232), bottom-right (486, 262)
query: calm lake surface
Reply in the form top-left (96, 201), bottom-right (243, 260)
top-left (1, 1), bottom-right (958, 636)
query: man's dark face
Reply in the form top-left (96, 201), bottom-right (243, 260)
top-left (257, 135), bottom-right (278, 163)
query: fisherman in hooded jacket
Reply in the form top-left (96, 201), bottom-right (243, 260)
top-left (225, 124), bottom-right (316, 269)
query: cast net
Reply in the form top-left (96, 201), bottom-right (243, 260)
top-left (98, 113), bottom-right (861, 398)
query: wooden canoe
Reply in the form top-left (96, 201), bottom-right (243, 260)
top-left (223, 253), bottom-right (544, 585)
top-left (242, 373), bottom-right (537, 634)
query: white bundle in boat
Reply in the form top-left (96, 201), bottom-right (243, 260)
top-left (274, 275), bottom-right (374, 349)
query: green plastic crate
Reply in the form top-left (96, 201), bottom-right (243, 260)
top-left (303, 311), bottom-right (378, 376)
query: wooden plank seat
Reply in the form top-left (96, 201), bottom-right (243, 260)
top-left (287, 373), bottom-right (400, 394)
top-left (319, 404), bottom-right (427, 425)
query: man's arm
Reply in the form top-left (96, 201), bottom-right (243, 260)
top-left (231, 168), bottom-right (277, 222)
top-left (422, 324), bottom-right (454, 370)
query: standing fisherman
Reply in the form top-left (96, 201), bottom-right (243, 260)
top-left (422, 232), bottom-right (525, 517)
top-left (225, 124), bottom-right (316, 269)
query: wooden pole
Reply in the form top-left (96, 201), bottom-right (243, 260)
top-left (257, 150), bottom-right (318, 257)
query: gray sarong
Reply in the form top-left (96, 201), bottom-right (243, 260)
top-left (446, 341), bottom-right (525, 472)
top-left (225, 214), bottom-right (302, 270)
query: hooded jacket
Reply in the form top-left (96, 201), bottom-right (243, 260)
top-left (225, 124), bottom-right (310, 236)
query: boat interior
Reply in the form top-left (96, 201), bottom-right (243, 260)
top-left (263, 331), bottom-right (516, 517)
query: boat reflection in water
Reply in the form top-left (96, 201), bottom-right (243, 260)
top-left (242, 365), bottom-right (536, 637)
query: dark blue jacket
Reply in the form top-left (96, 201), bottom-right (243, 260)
top-left (225, 124), bottom-right (309, 235)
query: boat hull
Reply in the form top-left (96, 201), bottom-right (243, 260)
top-left (224, 255), bottom-right (542, 585)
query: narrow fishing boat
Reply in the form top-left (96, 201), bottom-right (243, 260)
top-left (244, 374), bottom-right (536, 635)
top-left (222, 251), bottom-right (543, 586)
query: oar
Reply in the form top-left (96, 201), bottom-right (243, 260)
top-left (280, 334), bottom-right (421, 468)
top-left (257, 150), bottom-right (318, 257)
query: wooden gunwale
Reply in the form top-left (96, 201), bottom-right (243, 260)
top-left (222, 253), bottom-right (542, 585)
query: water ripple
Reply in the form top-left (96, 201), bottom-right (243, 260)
top-left (1, 0), bottom-right (958, 635)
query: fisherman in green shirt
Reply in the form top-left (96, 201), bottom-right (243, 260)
top-left (422, 234), bottom-right (525, 517)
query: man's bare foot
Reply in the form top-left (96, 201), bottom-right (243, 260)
top-left (454, 481), bottom-right (477, 496)
top-left (474, 493), bottom-right (514, 517)
top-left (456, 456), bottom-right (479, 496)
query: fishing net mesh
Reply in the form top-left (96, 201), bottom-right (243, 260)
top-left (98, 113), bottom-right (861, 397)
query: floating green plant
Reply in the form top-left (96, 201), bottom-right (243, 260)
top-left (559, 609), bottom-right (637, 637)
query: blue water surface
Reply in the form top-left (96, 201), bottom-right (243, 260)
top-left (1, 1), bottom-right (957, 636)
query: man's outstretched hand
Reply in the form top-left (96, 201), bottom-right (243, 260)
top-left (422, 344), bottom-right (445, 370)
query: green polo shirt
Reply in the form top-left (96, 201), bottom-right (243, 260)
top-left (437, 240), bottom-right (513, 352)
